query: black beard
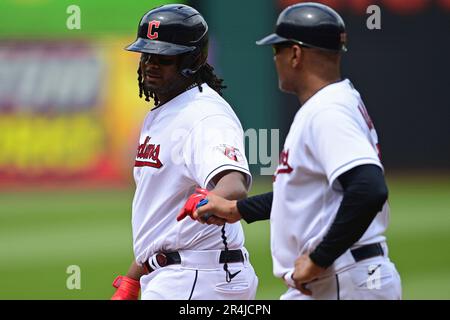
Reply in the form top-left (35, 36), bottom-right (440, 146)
top-left (144, 76), bottom-right (188, 96)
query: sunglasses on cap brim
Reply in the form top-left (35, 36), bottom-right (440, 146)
top-left (271, 40), bottom-right (316, 54)
top-left (140, 53), bottom-right (178, 66)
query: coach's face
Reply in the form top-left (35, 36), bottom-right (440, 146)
top-left (272, 43), bottom-right (302, 94)
top-left (140, 53), bottom-right (185, 95)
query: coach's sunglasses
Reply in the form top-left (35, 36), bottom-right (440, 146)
top-left (272, 40), bottom-right (315, 55)
top-left (272, 38), bottom-right (347, 55)
top-left (140, 53), bottom-right (177, 66)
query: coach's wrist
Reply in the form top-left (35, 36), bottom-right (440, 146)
top-left (309, 250), bottom-right (332, 269)
top-left (237, 199), bottom-right (257, 224)
top-left (228, 200), bottom-right (243, 223)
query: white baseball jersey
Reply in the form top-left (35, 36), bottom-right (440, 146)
top-left (132, 84), bottom-right (252, 265)
top-left (271, 79), bottom-right (389, 279)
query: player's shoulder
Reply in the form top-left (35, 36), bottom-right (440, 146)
top-left (183, 84), bottom-right (240, 124)
top-left (305, 79), bottom-right (362, 119)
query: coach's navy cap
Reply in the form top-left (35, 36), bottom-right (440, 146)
top-left (256, 2), bottom-right (347, 52)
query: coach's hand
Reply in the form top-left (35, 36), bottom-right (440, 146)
top-left (291, 254), bottom-right (326, 296)
top-left (193, 193), bottom-right (241, 226)
top-left (111, 275), bottom-right (140, 300)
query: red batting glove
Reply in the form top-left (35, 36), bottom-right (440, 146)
top-left (176, 188), bottom-right (209, 221)
top-left (111, 276), bottom-right (140, 300)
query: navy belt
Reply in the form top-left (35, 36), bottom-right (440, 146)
top-left (143, 249), bottom-right (244, 274)
top-left (351, 243), bottom-right (384, 262)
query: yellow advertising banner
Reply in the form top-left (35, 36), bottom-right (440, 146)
top-left (0, 39), bottom-right (151, 186)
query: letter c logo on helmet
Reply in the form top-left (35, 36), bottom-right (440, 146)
top-left (147, 20), bottom-right (160, 40)
top-left (125, 4), bottom-right (209, 76)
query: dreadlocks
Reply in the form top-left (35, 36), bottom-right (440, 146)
top-left (193, 63), bottom-right (227, 96)
top-left (137, 62), bottom-right (226, 107)
top-left (138, 66), bottom-right (159, 106)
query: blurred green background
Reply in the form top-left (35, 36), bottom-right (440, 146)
top-left (0, 0), bottom-right (171, 38)
top-left (1, 176), bottom-right (449, 299)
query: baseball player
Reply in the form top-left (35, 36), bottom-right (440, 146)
top-left (184, 3), bottom-right (402, 300)
top-left (111, 4), bottom-right (258, 300)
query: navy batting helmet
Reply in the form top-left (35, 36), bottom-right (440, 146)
top-left (256, 2), bottom-right (347, 52)
top-left (125, 4), bottom-right (208, 76)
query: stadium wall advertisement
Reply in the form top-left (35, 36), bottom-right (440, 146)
top-left (0, 40), bottom-right (149, 185)
top-left (0, 0), bottom-right (185, 187)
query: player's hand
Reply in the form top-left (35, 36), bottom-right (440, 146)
top-left (193, 193), bottom-right (241, 226)
top-left (176, 188), bottom-right (210, 221)
top-left (111, 276), bottom-right (140, 300)
top-left (291, 254), bottom-right (326, 296)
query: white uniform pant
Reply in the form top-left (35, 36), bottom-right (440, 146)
top-left (140, 248), bottom-right (258, 300)
top-left (281, 256), bottom-right (402, 300)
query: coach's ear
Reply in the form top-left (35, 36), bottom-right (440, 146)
top-left (291, 44), bottom-right (302, 69)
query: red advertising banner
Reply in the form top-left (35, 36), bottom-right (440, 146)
top-left (278, 0), bottom-right (450, 14)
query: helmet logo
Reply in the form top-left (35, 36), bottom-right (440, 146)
top-left (147, 20), bottom-right (161, 40)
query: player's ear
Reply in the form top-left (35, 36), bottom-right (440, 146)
top-left (291, 45), bottom-right (302, 69)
